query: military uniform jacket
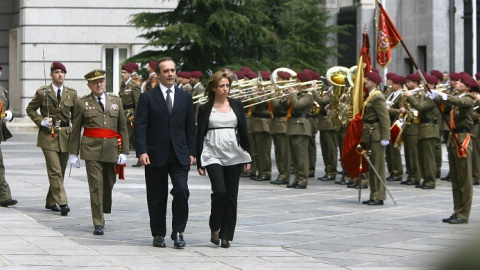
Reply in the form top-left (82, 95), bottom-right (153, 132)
top-left (314, 92), bottom-right (335, 131)
top-left (285, 91), bottom-right (313, 136)
top-left (386, 90), bottom-right (404, 123)
top-left (248, 100), bottom-right (270, 133)
top-left (402, 92), bottom-right (421, 136)
top-left (471, 101), bottom-right (480, 139)
top-left (444, 93), bottom-right (474, 149)
top-left (362, 91), bottom-right (390, 143)
top-left (0, 84), bottom-right (11, 142)
top-left (119, 79), bottom-right (141, 114)
top-left (69, 93), bottom-right (129, 163)
top-left (406, 94), bottom-right (439, 140)
top-left (269, 98), bottom-right (288, 134)
top-left (26, 84), bottom-right (77, 152)
top-left (191, 83), bottom-right (205, 100)
top-left (144, 73), bottom-right (158, 92)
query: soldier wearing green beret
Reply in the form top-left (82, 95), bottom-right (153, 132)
top-left (69, 69), bottom-right (129, 235)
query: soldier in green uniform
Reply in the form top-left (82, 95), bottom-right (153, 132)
top-left (26, 62), bottom-right (76, 215)
top-left (401, 74), bottom-right (421, 186)
top-left (314, 89), bottom-right (338, 182)
top-left (404, 75), bottom-right (439, 189)
top-left (247, 71), bottom-right (272, 181)
top-left (0, 65), bottom-right (16, 208)
top-left (472, 90), bottom-right (480, 185)
top-left (269, 71), bottom-right (291, 185)
top-left (180, 72), bottom-right (193, 93)
top-left (143, 61), bottom-right (158, 92)
top-left (190, 71), bottom-right (205, 123)
top-left (119, 64), bottom-right (141, 167)
top-left (285, 72), bottom-right (314, 189)
top-left (361, 72), bottom-right (390, 206)
top-left (385, 74), bottom-right (404, 182)
top-left (69, 69), bottom-right (129, 235)
top-left (429, 74), bottom-right (477, 224)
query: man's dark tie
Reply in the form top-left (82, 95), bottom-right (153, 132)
top-left (121, 82), bottom-right (126, 91)
top-left (57, 89), bottom-right (61, 101)
top-left (166, 89), bottom-right (172, 113)
top-left (97, 97), bottom-right (104, 111)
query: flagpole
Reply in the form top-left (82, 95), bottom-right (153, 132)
top-left (375, 0), bottom-right (463, 151)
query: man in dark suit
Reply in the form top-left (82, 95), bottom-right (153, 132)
top-left (135, 57), bottom-right (196, 248)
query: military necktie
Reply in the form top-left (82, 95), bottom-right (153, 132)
top-left (166, 89), bottom-right (172, 113)
top-left (121, 82), bottom-right (126, 91)
top-left (57, 89), bottom-right (61, 101)
top-left (97, 96), bottom-right (104, 112)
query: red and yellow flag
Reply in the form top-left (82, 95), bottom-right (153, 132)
top-left (342, 30), bottom-right (370, 179)
top-left (376, 1), bottom-right (402, 68)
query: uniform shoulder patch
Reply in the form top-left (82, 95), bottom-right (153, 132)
top-left (64, 86), bottom-right (77, 92)
top-left (80, 94), bottom-right (91, 99)
top-left (107, 93), bottom-right (119, 98)
top-left (37, 86), bottom-right (47, 91)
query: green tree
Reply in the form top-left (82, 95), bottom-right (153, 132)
top-left (127, 0), bottom-right (275, 72)
top-left (276, 0), bottom-right (349, 73)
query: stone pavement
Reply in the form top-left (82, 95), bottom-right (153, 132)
top-left (1, 130), bottom-right (480, 270)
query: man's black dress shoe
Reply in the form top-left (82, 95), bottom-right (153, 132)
top-left (334, 179), bottom-right (346, 185)
top-left (400, 180), bottom-right (408, 185)
top-left (415, 184), bottom-right (423, 188)
top-left (387, 177), bottom-right (401, 181)
top-left (441, 175), bottom-right (450, 181)
top-left (250, 175), bottom-right (258, 180)
top-left (153, 236), bottom-right (166, 247)
top-left (171, 232), bottom-right (186, 248)
top-left (93, 225), bottom-right (104, 235)
top-left (295, 185), bottom-right (307, 189)
top-left (474, 181), bottom-right (480, 185)
top-left (1, 198), bottom-right (18, 207)
top-left (422, 186), bottom-right (435, 189)
top-left (347, 183), bottom-right (358, 188)
top-left (317, 175), bottom-right (335, 181)
top-left (367, 200), bottom-right (384, 206)
top-left (240, 172), bottom-right (254, 178)
top-left (449, 217), bottom-right (468, 224)
top-left (442, 215), bottom-right (456, 223)
top-left (60, 204), bottom-right (70, 216)
top-left (362, 199), bottom-right (374, 204)
top-left (270, 180), bottom-right (286, 185)
top-left (308, 173), bottom-right (315, 178)
top-left (132, 162), bottom-right (142, 167)
top-left (45, 204), bottom-right (60, 212)
top-left (405, 180), bottom-right (417, 185)
top-left (255, 176), bottom-right (271, 181)
top-left (286, 183), bottom-right (297, 188)
top-left (221, 239), bottom-right (230, 248)
top-left (386, 175), bottom-right (394, 181)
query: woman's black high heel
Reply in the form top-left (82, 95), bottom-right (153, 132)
top-left (221, 239), bottom-right (230, 248)
top-left (210, 230), bottom-right (220, 245)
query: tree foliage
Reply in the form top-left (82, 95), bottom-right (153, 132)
top-left (127, 0), bottom-right (349, 73)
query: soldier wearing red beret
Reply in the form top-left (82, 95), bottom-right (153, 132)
top-left (385, 75), bottom-right (406, 183)
top-left (120, 64), bottom-right (141, 162)
top-left (143, 61), bottom-right (158, 92)
top-left (401, 73), bottom-right (422, 186)
top-left (26, 62), bottom-right (77, 214)
top-left (361, 72), bottom-right (390, 205)
top-left (404, 74), bottom-right (440, 190)
top-left (129, 62), bottom-right (142, 86)
top-left (426, 74), bottom-right (476, 224)
top-left (283, 71), bottom-right (314, 189)
top-left (0, 65), bottom-right (17, 208)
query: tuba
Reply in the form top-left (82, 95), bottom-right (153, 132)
top-left (326, 66), bottom-right (350, 129)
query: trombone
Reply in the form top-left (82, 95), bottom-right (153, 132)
top-left (243, 82), bottom-right (324, 108)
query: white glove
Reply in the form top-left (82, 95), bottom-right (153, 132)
top-left (426, 90), bottom-right (439, 100)
top-left (380, 140), bottom-right (390, 146)
top-left (4, 110), bottom-right (13, 122)
top-left (41, 118), bottom-right (52, 128)
top-left (117, 154), bottom-right (127, 165)
top-left (69, 154), bottom-right (80, 168)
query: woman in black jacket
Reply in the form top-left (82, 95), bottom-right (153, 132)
top-left (197, 70), bottom-right (251, 248)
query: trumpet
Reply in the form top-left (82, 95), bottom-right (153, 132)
top-left (243, 84), bottom-right (324, 108)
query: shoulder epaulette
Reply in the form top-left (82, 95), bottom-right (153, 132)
top-left (37, 86), bottom-right (48, 91)
top-left (80, 94), bottom-right (91, 99)
top-left (107, 93), bottom-right (119, 98)
top-left (64, 86), bottom-right (77, 92)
